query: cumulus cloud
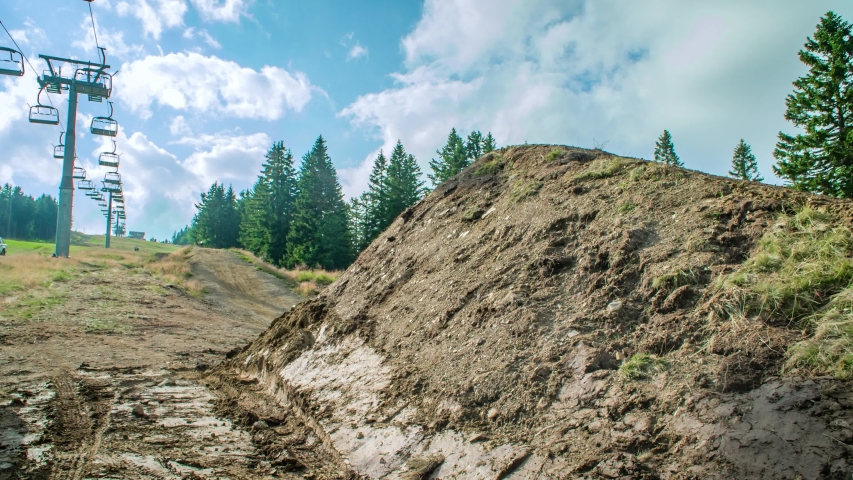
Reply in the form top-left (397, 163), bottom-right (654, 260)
top-left (189, 0), bottom-right (253, 23)
top-left (183, 27), bottom-right (222, 49)
top-left (72, 14), bottom-right (145, 61)
top-left (342, 0), bottom-right (853, 188)
top-left (115, 0), bottom-right (188, 39)
top-left (175, 131), bottom-right (270, 188)
top-left (115, 52), bottom-right (319, 120)
top-left (347, 44), bottom-right (368, 61)
top-left (169, 115), bottom-right (192, 136)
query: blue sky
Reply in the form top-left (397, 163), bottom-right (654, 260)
top-left (1, 0), bottom-right (852, 240)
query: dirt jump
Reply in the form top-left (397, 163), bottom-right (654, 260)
top-left (3, 145), bottom-right (853, 479)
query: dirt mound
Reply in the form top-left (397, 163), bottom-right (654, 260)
top-left (216, 145), bottom-right (853, 478)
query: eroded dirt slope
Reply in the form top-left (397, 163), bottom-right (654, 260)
top-left (220, 145), bottom-right (853, 479)
top-left (0, 248), bottom-right (308, 479)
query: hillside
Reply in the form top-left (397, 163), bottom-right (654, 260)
top-left (215, 145), bottom-right (853, 478)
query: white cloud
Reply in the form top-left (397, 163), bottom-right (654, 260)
top-left (341, 0), bottom-right (853, 190)
top-left (183, 27), bottom-right (222, 49)
top-left (189, 0), bottom-right (253, 23)
top-left (115, 52), bottom-right (318, 120)
top-left (169, 115), bottom-right (192, 136)
top-left (72, 14), bottom-right (145, 61)
top-left (115, 0), bottom-right (188, 39)
top-left (176, 131), bottom-right (270, 187)
top-left (347, 44), bottom-right (368, 61)
top-left (8, 19), bottom-right (48, 48)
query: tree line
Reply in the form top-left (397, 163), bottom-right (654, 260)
top-left (0, 184), bottom-right (57, 241)
top-left (654, 11), bottom-right (851, 192)
top-left (173, 129), bottom-right (496, 270)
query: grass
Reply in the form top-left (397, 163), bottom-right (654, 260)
top-left (231, 249), bottom-right (340, 296)
top-left (143, 246), bottom-right (206, 296)
top-left (545, 148), bottom-right (564, 162)
top-left (509, 180), bottom-right (542, 202)
top-left (620, 353), bottom-right (668, 380)
top-left (617, 201), bottom-right (636, 214)
top-left (573, 157), bottom-right (634, 181)
top-left (714, 207), bottom-right (853, 378)
top-left (84, 318), bottom-right (129, 334)
top-left (652, 267), bottom-right (698, 290)
top-left (472, 153), bottom-right (507, 176)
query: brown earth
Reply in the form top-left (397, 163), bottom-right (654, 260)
top-left (0, 247), bottom-right (306, 479)
top-left (217, 145), bottom-right (853, 479)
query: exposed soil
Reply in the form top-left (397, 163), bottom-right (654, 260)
top-left (0, 248), bottom-right (303, 479)
top-left (217, 145), bottom-right (853, 479)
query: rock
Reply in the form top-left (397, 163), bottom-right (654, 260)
top-left (536, 397), bottom-right (550, 410)
top-left (469, 432), bottom-right (488, 443)
top-left (587, 420), bottom-right (603, 433)
top-left (487, 408), bottom-right (500, 420)
top-left (569, 342), bottom-right (616, 377)
top-left (606, 300), bottom-right (623, 313)
top-left (252, 420), bottom-right (269, 431)
top-left (131, 405), bottom-right (147, 418)
top-left (355, 431), bottom-right (364, 439)
top-left (532, 364), bottom-right (552, 381)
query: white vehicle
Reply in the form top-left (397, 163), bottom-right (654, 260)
top-left (0, 237), bottom-right (6, 256)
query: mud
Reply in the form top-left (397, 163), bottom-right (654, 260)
top-left (0, 248), bottom-right (301, 479)
top-left (217, 145), bottom-right (853, 479)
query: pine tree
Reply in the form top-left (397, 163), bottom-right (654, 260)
top-left (483, 132), bottom-right (497, 154)
top-left (286, 135), bottom-right (353, 269)
top-left (428, 128), bottom-right (469, 185)
top-left (346, 196), bottom-right (367, 254)
top-left (466, 130), bottom-right (484, 161)
top-left (384, 141), bottom-right (425, 227)
top-left (362, 150), bottom-right (389, 244)
top-left (654, 130), bottom-right (682, 167)
top-left (773, 12), bottom-right (853, 197)
top-left (729, 139), bottom-right (764, 182)
top-left (192, 182), bottom-right (240, 248)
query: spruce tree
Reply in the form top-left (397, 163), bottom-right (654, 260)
top-left (773, 12), bottom-right (853, 197)
top-left (729, 139), bottom-right (764, 182)
top-left (654, 130), bottom-right (682, 167)
top-left (428, 128), bottom-right (469, 185)
top-left (286, 135), bottom-right (353, 269)
top-left (384, 141), bottom-right (425, 226)
top-left (483, 132), bottom-right (497, 154)
top-left (466, 130), bottom-right (484, 161)
top-left (362, 150), bottom-right (389, 243)
top-left (347, 197), bottom-right (367, 254)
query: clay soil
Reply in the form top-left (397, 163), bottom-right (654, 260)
top-left (219, 145), bottom-right (853, 479)
top-left (0, 247), bottom-right (305, 479)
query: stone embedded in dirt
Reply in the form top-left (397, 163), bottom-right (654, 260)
top-left (468, 432), bottom-right (488, 443)
top-left (251, 420), bottom-right (269, 431)
top-left (569, 342), bottom-right (616, 377)
top-left (131, 404), bottom-right (147, 418)
top-left (487, 408), bottom-right (500, 420)
top-left (606, 300), bottom-right (623, 313)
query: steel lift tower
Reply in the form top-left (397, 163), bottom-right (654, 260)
top-left (34, 51), bottom-right (114, 257)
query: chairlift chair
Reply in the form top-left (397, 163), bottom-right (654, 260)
top-left (91, 101), bottom-right (118, 137)
top-left (77, 179), bottom-right (94, 191)
top-left (98, 141), bottom-right (120, 168)
top-left (75, 67), bottom-right (112, 99)
top-left (0, 46), bottom-right (24, 77)
top-left (72, 166), bottom-right (86, 179)
top-left (85, 189), bottom-right (101, 199)
top-left (104, 171), bottom-right (121, 184)
top-left (29, 87), bottom-right (60, 125)
top-left (53, 133), bottom-right (65, 159)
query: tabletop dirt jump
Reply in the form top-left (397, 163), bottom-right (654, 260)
top-left (3, 145), bottom-right (853, 479)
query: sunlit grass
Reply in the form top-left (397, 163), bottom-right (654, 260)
top-left (230, 248), bottom-right (340, 295)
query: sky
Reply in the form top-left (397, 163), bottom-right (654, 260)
top-left (1, 0), bottom-right (852, 240)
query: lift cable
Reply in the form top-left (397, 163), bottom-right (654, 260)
top-left (87, 1), bottom-right (100, 53)
top-left (0, 19), bottom-right (65, 131)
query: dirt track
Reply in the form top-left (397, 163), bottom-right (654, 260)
top-left (0, 247), bottom-right (301, 479)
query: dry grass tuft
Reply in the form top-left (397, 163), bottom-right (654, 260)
top-left (231, 249), bottom-right (340, 296)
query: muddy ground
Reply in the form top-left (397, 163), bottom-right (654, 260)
top-left (0, 248), bottom-right (304, 479)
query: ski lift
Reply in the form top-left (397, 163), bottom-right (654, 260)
top-left (77, 179), bottom-right (94, 191)
top-left (90, 101), bottom-right (118, 137)
top-left (0, 46), bottom-right (24, 77)
top-left (29, 87), bottom-right (60, 125)
top-left (53, 132), bottom-right (65, 159)
top-left (72, 166), bottom-right (86, 179)
top-left (98, 141), bottom-right (120, 168)
top-left (75, 68), bottom-right (111, 99)
top-left (104, 171), bottom-right (120, 184)
top-left (85, 189), bottom-right (101, 199)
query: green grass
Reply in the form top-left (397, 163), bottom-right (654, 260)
top-left (617, 202), bottom-right (636, 214)
top-left (714, 207), bottom-right (853, 378)
top-left (545, 149), bottom-right (564, 162)
top-left (509, 180), bottom-right (542, 202)
top-left (472, 154), bottom-right (507, 176)
top-left (6, 293), bottom-right (68, 320)
top-left (573, 157), bottom-right (633, 181)
top-left (294, 270), bottom-right (336, 286)
top-left (652, 267), bottom-right (698, 290)
top-left (84, 318), bottom-right (129, 334)
top-left (620, 353), bottom-right (668, 380)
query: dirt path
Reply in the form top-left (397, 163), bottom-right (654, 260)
top-left (0, 248), bottom-right (302, 479)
